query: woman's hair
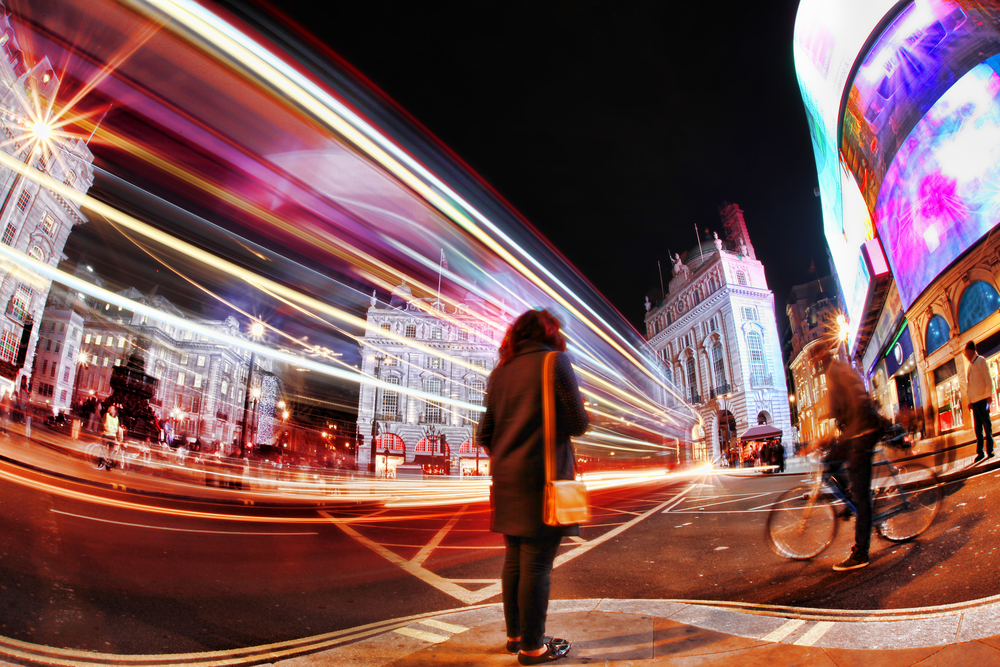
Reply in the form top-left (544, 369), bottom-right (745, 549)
top-left (498, 309), bottom-right (566, 366)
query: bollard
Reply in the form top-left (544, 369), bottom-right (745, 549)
top-left (25, 414), bottom-right (30, 440)
top-left (71, 418), bottom-right (81, 440)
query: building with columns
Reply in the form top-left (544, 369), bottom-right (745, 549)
top-left (356, 283), bottom-right (506, 477)
top-left (643, 203), bottom-right (791, 462)
top-left (0, 16), bottom-right (94, 395)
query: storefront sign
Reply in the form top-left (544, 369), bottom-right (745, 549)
top-left (884, 324), bottom-right (914, 378)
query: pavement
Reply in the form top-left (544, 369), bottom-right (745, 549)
top-left (3, 595), bottom-right (1000, 666)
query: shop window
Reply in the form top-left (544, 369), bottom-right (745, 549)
top-left (933, 359), bottom-right (963, 431)
top-left (958, 281), bottom-right (1000, 332)
top-left (925, 315), bottom-right (950, 355)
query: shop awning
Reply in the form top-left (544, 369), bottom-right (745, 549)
top-left (739, 425), bottom-right (782, 442)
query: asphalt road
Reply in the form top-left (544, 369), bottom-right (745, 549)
top-left (0, 432), bottom-right (998, 655)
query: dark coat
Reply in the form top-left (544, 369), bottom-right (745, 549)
top-left (477, 341), bottom-right (589, 537)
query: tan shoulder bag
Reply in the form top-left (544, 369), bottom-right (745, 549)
top-left (542, 351), bottom-right (590, 526)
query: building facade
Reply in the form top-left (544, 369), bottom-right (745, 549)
top-left (0, 17), bottom-right (94, 394)
top-left (796, 0), bottom-right (1000, 443)
top-left (644, 204), bottom-right (792, 462)
top-left (356, 284), bottom-right (504, 477)
top-left (785, 276), bottom-right (842, 444)
top-left (31, 307), bottom-right (83, 413)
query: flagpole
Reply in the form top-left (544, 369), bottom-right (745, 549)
top-left (657, 261), bottom-right (665, 300)
top-left (436, 249), bottom-right (445, 309)
top-left (695, 223), bottom-right (704, 258)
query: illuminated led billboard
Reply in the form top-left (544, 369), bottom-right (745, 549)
top-left (842, 0), bottom-right (1000, 212)
top-left (874, 59), bottom-right (1000, 309)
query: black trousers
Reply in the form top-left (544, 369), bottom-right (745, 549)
top-left (825, 435), bottom-right (876, 558)
top-left (502, 533), bottom-right (562, 651)
top-left (971, 399), bottom-right (995, 457)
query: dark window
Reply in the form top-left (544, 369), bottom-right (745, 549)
top-left (959, 281), bottom-right (1000, 332)
top-left (925, 314), bottom-right (950, 355)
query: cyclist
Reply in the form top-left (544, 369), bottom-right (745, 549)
top-left (102, 404), bottom-right (123, 470)
top-left (809, 344), bottom-right (888, 571)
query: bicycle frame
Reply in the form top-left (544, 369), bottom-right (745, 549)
top-left (816, 446), bottom-right (914, 525)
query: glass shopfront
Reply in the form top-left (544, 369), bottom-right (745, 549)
top-left (933, 359), bottom-right (963, 432)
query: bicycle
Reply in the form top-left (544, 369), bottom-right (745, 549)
top-left (84, 440), bottom-right (127, 473)
top-left (767, 443), bottom-right (941, 559)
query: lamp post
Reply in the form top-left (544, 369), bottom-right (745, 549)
top-left (72, 350), bottom-right (88, 408)
top-left (250, 386), bottom-right (261, 448)
top-left (238, 321), bottom-right (263, 457)
top-left (368, 353), bottom-right (384, 473)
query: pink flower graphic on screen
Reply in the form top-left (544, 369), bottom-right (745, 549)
top-left (915, 171), bottom-right (965, 251)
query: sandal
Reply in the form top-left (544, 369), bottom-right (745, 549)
top-left (518, 638), bottom-right (571, 665)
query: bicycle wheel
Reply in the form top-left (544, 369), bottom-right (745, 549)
top-left (84, 442), bottom-right (106, 470)
top-left (876, 462), bottom-right (940, 542)
top-left (114, 447), bottom-right (128, 474)
top-left (767, 484), bottom-right (837, 559)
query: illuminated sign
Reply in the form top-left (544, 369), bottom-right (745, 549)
top-left (875, 59), bottom-right (1000, 310)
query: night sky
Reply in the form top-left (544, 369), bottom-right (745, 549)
top-left (266, 0), bottom-right (831, 333)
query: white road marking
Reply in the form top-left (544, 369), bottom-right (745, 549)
top-left (51, 510), bottom-right (317, 535)
top-left (420, 619), bottom-right (467, 634)
top-left (374, 543), bottom-right (505, 549)
top-left (322, 510), bottom-right (502, 605)
top-left (590, 505), bottom-right (643, 516)
top-left (683, 491), bottom-right (777, 509)
top-left (714, 546), bottom-right (728, 551)
top-left (412, 506), bottom-right (465, 567)
top-left (761, 619), bottom-right (805, 643)
top-left (794, 621), bottom-right (834, 646)
top-left (393, 627), bottom-right (450, 643)
top-left (552, 480), bottom-right (700, 568)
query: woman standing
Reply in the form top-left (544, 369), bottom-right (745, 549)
top-left (477, 309), bottom-right (589, 665)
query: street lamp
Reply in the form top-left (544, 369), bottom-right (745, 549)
top-left (73, 350), bottom-right (89, 407)
top-left (238, 320), bottom-right (263, 457)
top-left (251, 386), bottom-right (261, 448)
top-left (369, 353), bottom-right (384, 473)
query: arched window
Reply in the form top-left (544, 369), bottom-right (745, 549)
top-left (925, 314), bottom-right (950, 355)
top-left (28, 245), bottom-right (43, 262)
top-left (664, 365), bottom-right (673, 385)
top-left (746, 330), bottom-right (767, 384)
top-left (959, 281), bottom-right (1000, 332)
top-left (686, 356), bottom-right (697, 399)
top-left (712, 342), bottom-right (726, 388)
top-left (709, 276), bottom-right (718, 292)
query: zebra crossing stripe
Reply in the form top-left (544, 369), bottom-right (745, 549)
top-left (420, 619), bottom-right (468, 634)
top-left (393, 627), bottom-right (450, 643)
top-left (761, 619), bottom-right (805, 642)
top-left (794, 621), bottom-right (835, 646)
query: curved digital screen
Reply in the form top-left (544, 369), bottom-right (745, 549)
top-left (842, 0), bottom-right (1000, 212)
top-left (874, 58), bottom-right (1000, 309)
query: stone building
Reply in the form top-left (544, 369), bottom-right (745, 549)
top-left (0, 16), bottom-right (94, 394)
top-left (356, 283), bottom-right (506, 477)
top-left (785, 275), bottom-right (842, 444)
top-left (643, 203), bottom-right (791, 462)
top-left (31, 307), bottom-right (84, 413)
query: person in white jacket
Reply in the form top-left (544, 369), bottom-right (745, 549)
top-left (964, 341), bottom-right (995, 463)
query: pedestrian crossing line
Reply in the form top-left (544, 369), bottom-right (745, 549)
top-left (393, 627), bottom-right (450, 643)
top-left (420, 619), bottom-right (468, 634)
top-left (794, 621), bottom-right (834, 646)
top-left (761, 619), bottom-right (805, 643)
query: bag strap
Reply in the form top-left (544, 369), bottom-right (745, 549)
top-left (543, 351), bottom-right (557, 483)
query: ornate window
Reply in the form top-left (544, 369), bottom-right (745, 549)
top-left (425, 377), bottom-right (442, 423)
top-left (712, 342), bottom-right (726, 387)
top-left (925, 315), bottom-right (950, 355)
top-left (458, 329), bottom-right (469, 341)
top-left (15, 191), bottom-right (29, 212)
top-left (405, 324), bottom-right (416, 338)
top-left (747, 330), bottom-right (768, 384)
top-left (664, 365), bottom-right (672, 385)
top-left (1, 223), bottom-right (14, 246)
top-left (382, 376), bottom-right (400, 420)
top-left (737, 271), bottom-right (748, 286)
top-left (686, 356), bottom-right (696, 390)
top-left (42, 214), bottom-right (57, 237)
top-left (28, 245), bottom-right (43, 262)
top-left (468, 379), bottom-right (485, 407)
top-left (959, 281), bottom-right (1000, 332)
top-left (380, 323), bottom-right (391, 335)
top-left (431, 327), bottom-right (442, 340)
